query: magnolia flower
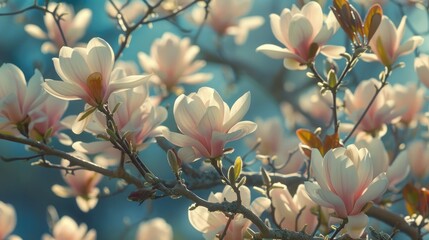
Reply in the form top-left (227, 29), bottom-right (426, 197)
top-left (42, 215), bottom-right (96, 240)
top-left (256, 2), bottom-right (343, 70)
top-left (163, 87), bottom-right (257, 163)
top-left (148, 0), bottom-right (192, 16)
top-left (355, 137), bottom-right (409, 190)
top-left (43, 37), bottom-right (149, 133)
top-left (28, 94), bottom-right (70, 144)
top-left (342, 79), bottom-right (402, 138)
top-left (72, 84), bottom-right (167, 165)
top-left (188, 186), bottom-right (270, 239)
top-left (106, 0), bottom-right (148, 25)
top-left (270, 184), bottom-right (318, 234)
top-left (24, 2), bottom-right (92, 54)
top-left (0, 63), bottom-right (48, 136)
top-left (415, 54), bottom-right (429, 88)
top-left (305, 145), bottom-right (389, 238)
top-left (0, 201), bottom-right (21, 240)
top-left (406, 140), bottom-right (429, 181)
top-left (246, 118), bottom-right (304, 174)
top-left (136, 218), bottom-right (173, 240)
top-left (138, 33), bottom-right (212, 92)
top-left (361, 16), bottom-right (424, 68)
top-left (386, 83), bottom-right (424, 127)
top-left (190, 0), bottom-right (264, 45)
top-left (52, 157), bottom-right (102, 212)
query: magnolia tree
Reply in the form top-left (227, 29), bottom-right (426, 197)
top-left (0, 0), bottom-right (429, 239)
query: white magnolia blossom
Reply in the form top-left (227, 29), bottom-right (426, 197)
top-left (42, 215), bottom-right (96, 240)
top-left (138, 33), bottom-right (212, 92)
top-left (25, 2), bottom-right (92, 54)
top-left (163, 87), bottom-right (257, 162)
top-left (43, 37), bottom-right (149, 134)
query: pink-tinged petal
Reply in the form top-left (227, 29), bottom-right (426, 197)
top-left (180, 73), bottom-right (212, 84)
top-left (269, 14), bottom-right (286, 45)
top-left (67, 9), bottom-right (92, 44)
top-left (304, 182), bottom-right (338, 209)
top-left (137, 52), bottom-right (156, 72)
top-left (288, 15), bottom-right (313, 54)
top-left (0, 201), bottom-right (16, 238)
top-left (86, 38), bottom-right (114, 80)
top-left (51, 185), bottom-right (74, 198)
top-left (301, 1), bottom-right (323, 36)
top-left (24, 24), bottom-right (47, 39)
top-left (163, 130), bottom-right (209, 157)
top-left (198, 106), bottom-right (223, 138)
top-left (0, 63), bottom-right (26, 99)
top-left (256, 44), bottom-right (291, 59)
top-left (320, 45), bottom-right (345, 59)
top-left (345, 213), bottom-right (368, 239)
top-left (355, 138), bottom-right (388, 177)
top-left (23, 69), bottom-right (47, 112)
top-left (227, 121), bottom-right (257, 141)
top-left (41, 42), bottom-right (58, 54)
top-left (351, 173), bottom-right (388, 215)
top-left (43, 80), bottom-right (85, 101)
top-left (174, 95), bottom-right (205, 136)
top-left (76, 194), bottom-right (98, 213)
top-left (311, 148), bottom-right (330, 190)
top-left (188, 206), bottom-right (213, 232)
top-left (396, 16), bottom-right (407, 43)
top-left (397, 36), bottom-right (424, 57)
top-left (224, 92), bottom-right (251, 130)
top-left (386, 151), bottom-right (409, 188)
top-left (178, 147), bottom-right (200, 163)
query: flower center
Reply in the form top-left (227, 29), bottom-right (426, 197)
top-left (87, 72), bottom-right (103, 105)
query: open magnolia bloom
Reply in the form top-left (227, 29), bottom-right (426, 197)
top-left (355, 137), bottom-right (409, 191)
top-left (72, 84), bottom-right (167, 165)
top-left (270, 184), bottom-right (318, 234)
top-left (361, 16), bottom-right (424, 68)
top-left (136, 218), bottom-right (173, 240)
top-left (0, 63), bottom-right (48, 136)
top-left (305, 145), bottom-right (389, 238)
top-left (24, 2), bottom-right (92, 54)
top-left (0, 201), bottom-right (21, 240)
top-left (342, 79), bottom-right (403, 138)
top-left (52, 157), bottom-right (102, 212)
top-left (188, 186), bottom-right (270, 240)
top-left (256, 1), bottom-right (343, 70)
top-left (189, 0), bottom-right (264, 45)
top-left (246, 118), bottom-right (304, 174)
top-left (43, 37), bottom-right (150, 134)
top-left (299, 89), bottom-right (339, 127)
top-left (42, 215), bottom-right (96, 240)
top-left (138, 33), bottom-right (212, 93)
top-left (163, 87), bottom-right (257, 163)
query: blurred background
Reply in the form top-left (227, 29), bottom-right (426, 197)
top-left (0, 0), bottom-right (428, 239)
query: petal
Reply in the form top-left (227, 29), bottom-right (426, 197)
top-left (320, 45), bottom-right (345, 59)
top-left (387, 150), bottom-right (410, 188)
top-left (224, 92), bottom-right (251, 130)
top-left (162, 130), bottom-right (209, 157)
top-left (226, 121), bottom-right (257, 142)
top-left (256, 44), bottom-right (292, 59)
top-left (24, 24), bottom-right (47, 39)
top-left (51, 185), bottom-right (74, 198)
top-left (42, 80), bottom-right (85, 101)
top-left (397, 36), bottom-right (424, 57)
top-left (345, 213), bottom-right (368, 239)
top-left (41, 42), bottom-right (58, 54)
top-left (351, 173), bottom-right (388, 214)
top-left (86, 38), bottom-right (114, 81)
